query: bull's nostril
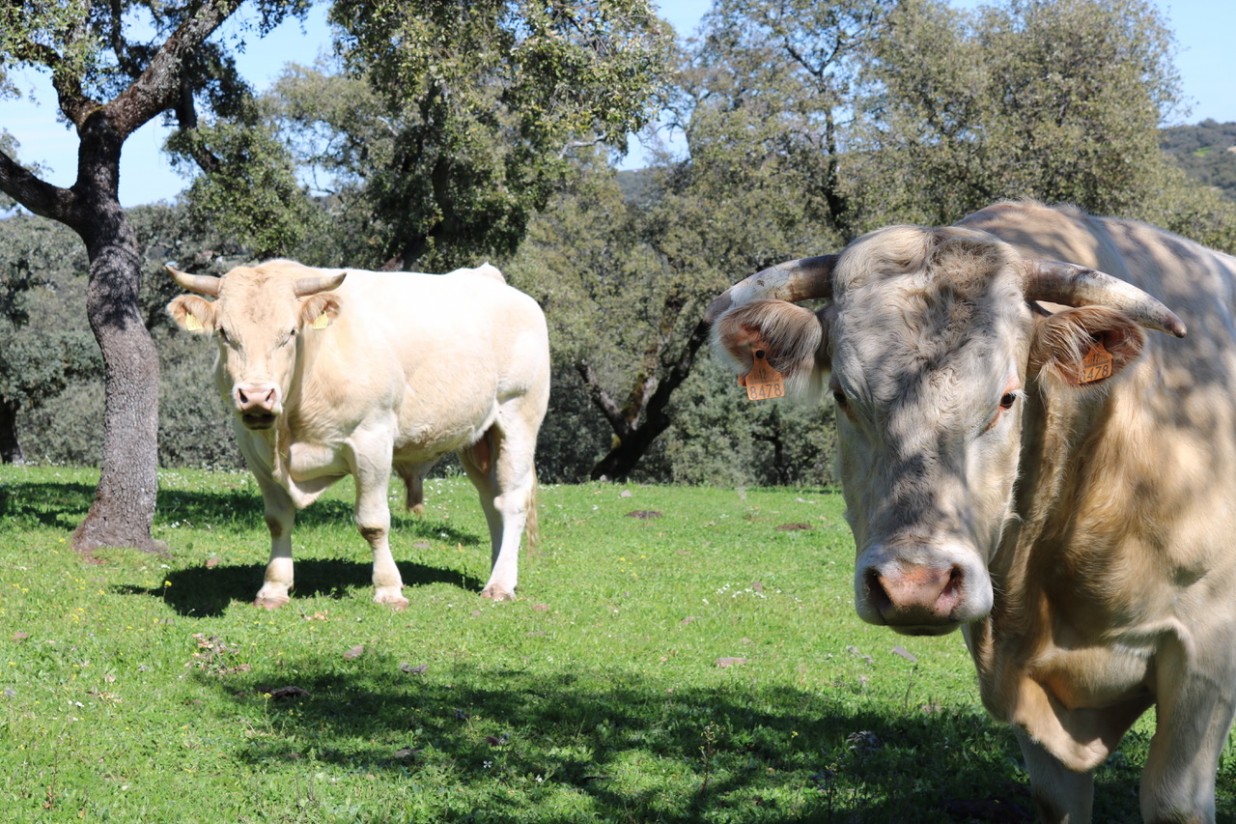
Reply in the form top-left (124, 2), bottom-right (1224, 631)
top-left (944, 565), bottom-right (963, 594)
top-left (865, 568), bottom-right (891, 612)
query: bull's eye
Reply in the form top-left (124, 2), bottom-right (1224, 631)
top-left (832, 389), bottom-right (848, 410)
top-left (999, 392), bottom-right (1017, 410)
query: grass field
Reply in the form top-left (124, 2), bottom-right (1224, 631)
top-left (1, 465), bottom-right (1232, 822)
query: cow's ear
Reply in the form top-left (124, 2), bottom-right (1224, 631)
top-left (301, 294), bottom-right (341, 331)
top-left (1030, 306), bottom-right (1146, 388)
top-left (167, 295), bottom-right (217, 335)
top-left (712, 299), bottom-right (827, 392)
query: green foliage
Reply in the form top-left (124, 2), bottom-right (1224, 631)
top-left (171, 121), bottom-right (326, 260)
top-left (6, 467), bottom-right (1230, 820)
top-left (848, 0), bottom-right (1186, 228)
top-left (246, 0), bottom-right (672, 270)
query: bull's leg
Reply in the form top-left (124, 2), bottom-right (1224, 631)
top-left (1139, 639), bottom-right (1235, 823)
top-left (1014, 728), bottom-right (1094, 823)
top-left (349, 433), bottom-right (407, 609)
top-left (462, 415), bottom-right (537, 602)
top-left (254, 478), bottom-right (296, 610)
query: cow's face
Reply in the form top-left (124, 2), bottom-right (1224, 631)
top-left (826, 228), bottom-right (1032, 635)
top-left (167, 264), bottom-right (344, 431)
top-left (712, 225), bottom-right (1166, 636)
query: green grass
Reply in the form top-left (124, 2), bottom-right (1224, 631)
top-left (0, 465), bottom-right (1232, 822)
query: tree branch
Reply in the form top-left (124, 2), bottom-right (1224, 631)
top-left (575, 360), bottom-right (632, 438)
top-left (107, 0), bottom-right (247, 139)
top-left (0, 150), bottom-right (74, 222)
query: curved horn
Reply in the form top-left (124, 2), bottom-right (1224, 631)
top-left (293, 271), bottom-right (348, 297)
top-left (165, 265), bottom-right (221, 297)
top-left (1025, 260), bottom-right (1186, 338)
top-left (705, 254), bottom-right (838, 323)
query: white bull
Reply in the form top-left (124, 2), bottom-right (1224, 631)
top-left (167, 259), bottom-right (550, 609)
top-left (708, 201), bottom-right (1236, 822)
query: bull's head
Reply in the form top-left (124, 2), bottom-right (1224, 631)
top-left (166, 263), bottom-right (347, 430)
top-left (708, 225), bottom-right (1185, 636)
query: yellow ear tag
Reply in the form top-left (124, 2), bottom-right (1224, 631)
top-left (185, 315), bottom-right (203, 332)
top-left (1080, 340), bottom-right (1114, 384)
top-left (310, 313), bottom-right (331, 330)
top-left (741, 350), bottom-right (786, 401)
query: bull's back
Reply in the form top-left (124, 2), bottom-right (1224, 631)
top-left (318, 269), bottom-right (549, 455)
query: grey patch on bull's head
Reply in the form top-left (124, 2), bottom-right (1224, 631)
top-left (829, 226), bottom-right (1034, 635)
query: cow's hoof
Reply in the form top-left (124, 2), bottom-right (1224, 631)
top-left (375, 592), bottom-right (409, 611)
top-left (480, 586), bottom-right (516, 602)
top-left (254, 594), bottom-right (289, 610)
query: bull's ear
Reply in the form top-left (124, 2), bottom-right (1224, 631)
top-left (712, 300), bottom-right (826, 392)
top-left (167, 295), bottom-right (217, 335)
top-left (301, 294), bottom-right (341, 331)
top-left (1030, 306), bottom-right (1146, 388)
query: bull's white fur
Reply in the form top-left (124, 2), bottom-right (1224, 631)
top-left (711, 202), bottom-right (1236, 822)
top-left (168, 258), bottom-right (550, 609)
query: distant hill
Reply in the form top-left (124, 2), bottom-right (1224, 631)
top-left (1161, 119), bottom-right (1236, 200)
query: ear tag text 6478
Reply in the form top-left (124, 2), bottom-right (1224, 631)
top-left (740, 350), bottom-right (785, 401)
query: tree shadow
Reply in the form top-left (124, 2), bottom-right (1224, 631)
top-left (197, 663), bottom-right (1052, 823)
top-left (155, 486), bottom-right (483, 545)
top-left (115, 557), bottom-right (487, 617)
top-left (0, 481), bottom-right (95, 529)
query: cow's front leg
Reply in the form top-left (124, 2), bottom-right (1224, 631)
top-left (350, 435), bottom-right (407, 609)
top-left (255, 480), bottom-right (296, 609)
top-left (1139, 636), bottom-right (1235, 823)
top-left (1014, 728), bottom-right (1094, 823)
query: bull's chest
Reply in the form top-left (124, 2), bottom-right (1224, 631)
top-left (1026, 636), bottom-right (1155, 710)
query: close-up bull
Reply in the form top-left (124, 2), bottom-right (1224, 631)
top-left (708, 200), bottom-right (1236, 822)
top-left (167, 259), bottom-right (550, 610)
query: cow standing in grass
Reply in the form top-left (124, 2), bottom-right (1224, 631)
top-left (708, 201), bottom-right (1236, 822)
top-left (167, 259), bottom-right (550, 609)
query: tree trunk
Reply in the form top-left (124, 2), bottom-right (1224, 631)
top-left (68, 118), bottom-right (164, 556)
top-left (0, 399), bottom-right (25, 465)
top-left (585, 316), bottom-right (713, 481)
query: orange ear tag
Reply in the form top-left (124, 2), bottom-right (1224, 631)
top-left (1080, 340), bottom-right (1114, 384)
top-left (741, 350), bottom-right (786, 401)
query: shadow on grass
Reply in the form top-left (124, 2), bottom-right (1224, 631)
top-left (182, 637), bottom-right (1219, 824)
top-left (0, 478), bottom-right (480, 546)
top-left (116, 557), bottom-right (488, 617)
top-left (197, 662), bottom-right (1087, 823)
top-left (0, 481), bottom-right (96, 529)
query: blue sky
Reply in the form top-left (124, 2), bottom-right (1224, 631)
top-left (1, 0), bottom-right (1230, 207)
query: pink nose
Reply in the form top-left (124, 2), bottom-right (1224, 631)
top-left (233, 383), bottom-right (280, 415)
top-left (863, 563), bottom-right (964, 630)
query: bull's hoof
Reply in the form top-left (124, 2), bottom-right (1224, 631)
top-left (254, 593), bottom-right (289, 610)
top-left (480, 586), bottom-right (516, 602)
top-left (375, 592), bottom-right (409, 611)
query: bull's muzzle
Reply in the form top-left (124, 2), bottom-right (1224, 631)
top-left (855, 545), bottom-right (992, 636)
top-left (233, 382), bottom-right (281, 430)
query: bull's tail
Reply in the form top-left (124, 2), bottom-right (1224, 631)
top-left (524, 469), bottom-right (540, 554)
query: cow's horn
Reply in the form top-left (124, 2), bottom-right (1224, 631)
top-left (293, 271), bottom-right (348, 297)
top-left (166, 265), bottom-right (221, 297)
top-left (705, 254), bottom-right (838, 323)
top-left (1024, 259), bottom-right (1186, 338)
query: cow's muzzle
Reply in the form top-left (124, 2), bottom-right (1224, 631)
top-left (855, 544), bottom-right (992, 636)
top-left (233, 382), bottom-right (281, 430)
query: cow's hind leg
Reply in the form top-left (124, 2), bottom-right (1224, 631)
top-left (254, 478), bottom-right (296, 610)
top-left (1014, 728), bottom-right (1094, 823)
top-left (461, 416), bottom-right (537, 602)
top-left (350, 432), bottom-right (407, 609)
